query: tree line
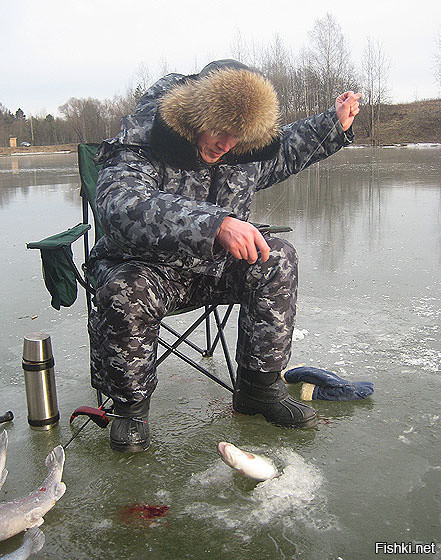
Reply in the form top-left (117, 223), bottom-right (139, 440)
top-left (0, 93), bottom-right (135, 148)
top-left (1, 14), bottom-right (439, 148)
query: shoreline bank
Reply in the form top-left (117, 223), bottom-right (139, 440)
top-left (0, 144), bottom-right (77, 156)
top-left (1, 142), bottom-right (441, 158)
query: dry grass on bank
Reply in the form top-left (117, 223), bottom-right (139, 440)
top-left (353, 99), bottom-right (441, 145)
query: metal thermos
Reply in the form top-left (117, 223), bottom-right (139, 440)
top-left (22, 332), bottom-right (59, 430)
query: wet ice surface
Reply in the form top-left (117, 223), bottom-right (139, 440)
top-left (0, 148), bottom-right (440, 559)
top-left (185, 447), bottom-right (334, 540)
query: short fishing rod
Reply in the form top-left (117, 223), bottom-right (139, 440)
top-left (63, 397), bottom-right (111, 449)
top-left (63, 398), bottom-right (147, 450)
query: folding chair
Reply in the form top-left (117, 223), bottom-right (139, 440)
top-left (27, 142), bottom-right (239, 404)
top-left (28, 144), bottom-right (291, 435)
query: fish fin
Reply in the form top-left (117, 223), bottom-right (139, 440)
top-left (0, 430), bottom-right (7, 490)
top-left (25, 526), bottom-right (45, 553)
top-left (0, 429), bottom-right (7, 447)
top-left (25, 508), bottom-right (44, 527)
top-left (0, 468), bottom-right (7, 490)
top-left (54, 481), bottom-right (66, 501)
top-left (45, 445), bottom-right (65, 470)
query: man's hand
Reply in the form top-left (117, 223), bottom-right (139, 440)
top-left (335, 91), bottom-right (361, 131)
top-left (216, 217), bottom-right (270, 264)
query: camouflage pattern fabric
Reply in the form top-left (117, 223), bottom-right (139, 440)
top-left (88, 71), bottom-right (353, 403)
top-left (89, 237), bottom-right (297, 402)
top-left (90, 73), bottom-right (353, 280)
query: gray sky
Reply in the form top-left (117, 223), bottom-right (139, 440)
top-left (1, 0), bottom-right (440, 117)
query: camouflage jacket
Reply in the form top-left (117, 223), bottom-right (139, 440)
top-left (90, 73), bottom-right (353, 278)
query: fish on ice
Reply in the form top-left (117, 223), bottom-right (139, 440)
top-left (0, 433), bottom-right (66, 542)
top-left (217, 442), bottom-right (279, 482)
top-left (0, 430), bottom-right (8, 492)
top-left (0, 526), bottom-right (45, 560)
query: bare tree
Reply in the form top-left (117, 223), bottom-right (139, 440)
top-left (361, 37), bottom-right (390, 144)
top-left (306, 13), bottom-right (358, 110)
top-left (58, 97), bottom-right (107, 143)
top-left (158, 56), bottom-right (173, 78)
top-left (230, 28), bottom-right (249, 63)
top-left (296, 47), bottom-right (321, 116)
top-left (136, 62), bottom-right (152, 90)
top-left (259, 34), bottom-right (298, 122)
top-left (132, 62), bottom-right (152, 104)
top-left (102, 90), bottom-right (137, 138)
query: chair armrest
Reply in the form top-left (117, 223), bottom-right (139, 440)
top-left (27, 223), bottom-right (91, 250)
top-left (27, 224), bottom-right (92, 310)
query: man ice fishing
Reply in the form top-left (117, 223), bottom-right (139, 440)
top-left (88, 59), bottom-right (361, 452)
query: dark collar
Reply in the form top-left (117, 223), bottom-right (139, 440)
top-left (150, 111), bottom-right (281, 171)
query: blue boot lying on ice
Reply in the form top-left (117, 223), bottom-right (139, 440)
top-left (281, 366), bottom-right (374, 401)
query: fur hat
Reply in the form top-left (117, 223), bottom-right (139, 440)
top-left (159, 64), bottom-right (280, 155)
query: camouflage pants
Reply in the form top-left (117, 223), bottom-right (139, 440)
top-left (88, 237), bottom-right (298, 403)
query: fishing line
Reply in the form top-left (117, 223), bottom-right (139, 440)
top-left (262, 119), bottom-right (340, 225)
top-left (248, 117), bottom-right (341, 357)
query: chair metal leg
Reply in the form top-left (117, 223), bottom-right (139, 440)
top-left (206, 305), bottom-right (234, 356)
top-left (213, 307), bottom-right (236, 387)
top-left (204, 305), bottom-right (211, 352)
top-left (158, 338), bottom-right (233, 392)
top-left (157, 305), bottom-right (217, 366)
top-left (157, 304), bottom-right (236, 392)
top-left (160, 322), bottom-right (206, 355)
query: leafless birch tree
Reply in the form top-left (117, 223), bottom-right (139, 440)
top-left (133, 62), bottom-right (152, 103)
top-left (306, 13), bottom-right (358, 110)
top-left (361, 37), bottom-right (390, 143)
top-left (259, 34), bottom-right (297, 122)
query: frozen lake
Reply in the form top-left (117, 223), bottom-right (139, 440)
top-left (0, 146), bottom-right (440, 559)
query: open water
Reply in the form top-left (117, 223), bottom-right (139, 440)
top-left (0, 146), bottom-right (440, 559)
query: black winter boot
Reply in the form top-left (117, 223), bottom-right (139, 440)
top-left (233, 367), bottom-right (317, 428)
top-left (109, 398), bottom-right (151, 453)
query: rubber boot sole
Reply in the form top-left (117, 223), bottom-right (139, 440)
top-left (110, 439), bottom-right (150, 453)
top-left (233, 401), bottom-right (318, 428)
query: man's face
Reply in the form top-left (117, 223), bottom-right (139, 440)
top-left (196, 130), bottom-right (239, 163)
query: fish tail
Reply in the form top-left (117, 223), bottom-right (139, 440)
top-left (45, 445), bottom-right (65, 471)
top-left (0, 430), bottom-right (7, 449)
top-left (25, 526), bottom-right (45, 554)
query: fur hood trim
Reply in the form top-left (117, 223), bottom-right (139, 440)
top-left (159, 67), bottom-right (280, 155)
